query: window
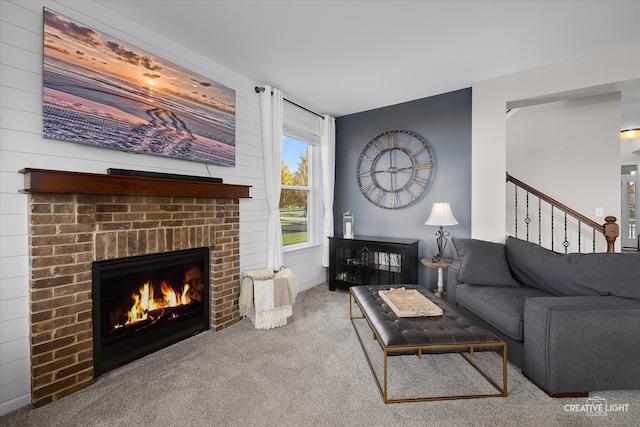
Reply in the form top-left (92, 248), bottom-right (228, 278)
top-left (281, 135), bottom-right (311, 246)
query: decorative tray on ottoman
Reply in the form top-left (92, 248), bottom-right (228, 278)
top-left (378, 288), bottom-right (443, 317)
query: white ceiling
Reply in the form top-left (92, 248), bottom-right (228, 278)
top-left (96, 1), bottom-right (640, 117)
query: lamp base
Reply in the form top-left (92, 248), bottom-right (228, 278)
top-left (431, 226), bottom-right (453, 263)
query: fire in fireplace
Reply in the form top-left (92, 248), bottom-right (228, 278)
top-left (92, 248), bottom-right (210, 376)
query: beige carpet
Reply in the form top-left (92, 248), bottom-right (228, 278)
top-left (2, 284), bottom-right (639, 426)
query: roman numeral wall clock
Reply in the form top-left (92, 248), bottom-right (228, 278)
top-left (357, 130), bottom-right (434, 209)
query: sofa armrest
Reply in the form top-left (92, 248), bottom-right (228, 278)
top-left (523, 296), bottom-right (640, 394)
top-left (446, 264), bottom-right (461, 307)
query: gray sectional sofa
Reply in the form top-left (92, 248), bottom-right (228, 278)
top-left (447, 236), bottom-right (640, 396)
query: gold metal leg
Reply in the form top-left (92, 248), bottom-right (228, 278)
top-left (503, 343), bottom-right (508, 396)
top-left (383, 349), bottom-right (389, 403)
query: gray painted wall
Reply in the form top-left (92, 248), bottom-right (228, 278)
top-left (334, 88), bottom-right (472, 290)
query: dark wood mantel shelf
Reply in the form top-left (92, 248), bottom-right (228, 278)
top-left (20, 168), bottom-right (251, 199)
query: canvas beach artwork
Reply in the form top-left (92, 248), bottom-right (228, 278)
top-left (42, 8), bottom-right (236, 166)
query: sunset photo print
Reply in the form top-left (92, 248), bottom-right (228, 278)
top-left (42, 8), bottom-right (236, 166)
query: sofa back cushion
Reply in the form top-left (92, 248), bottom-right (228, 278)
top-left (452, 237), bottom-right (520, 287)
top-left (505, 236), bottom-right (640, 300)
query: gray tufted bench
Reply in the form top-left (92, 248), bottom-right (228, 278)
top-left (350, 284), bottom-right (507, 403)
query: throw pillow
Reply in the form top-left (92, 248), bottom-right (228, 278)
top-left (504, 236), bottom-right (640, 300)
top-left (452, 237), bottom-right (520, 287)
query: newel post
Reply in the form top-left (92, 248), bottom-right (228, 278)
top-left (603, 216), bottom-right (619, 253)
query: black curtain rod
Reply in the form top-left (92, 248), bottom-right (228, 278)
top-left (255, 86), bottom-right (324, 120)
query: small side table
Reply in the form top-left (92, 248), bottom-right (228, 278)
top-left (420, 259), bottom-right (459, 300)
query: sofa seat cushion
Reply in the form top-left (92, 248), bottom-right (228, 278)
top-left (456, 283), bottom-right (554, 341)
top-left (505, 236), bottom-right (640, 300)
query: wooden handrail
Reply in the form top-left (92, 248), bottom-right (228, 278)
top-left (507, 173), bottom-right (603, 232)
top-left (506, 173), bottom-right (619, 252)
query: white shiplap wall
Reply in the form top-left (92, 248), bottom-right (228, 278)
top-left (0, 0), bottom-right (326, 414)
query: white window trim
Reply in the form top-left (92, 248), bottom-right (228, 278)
top-left (281, 134), bottom-right (316, 251)
top-left (281, 101), bottom-right (323, 252)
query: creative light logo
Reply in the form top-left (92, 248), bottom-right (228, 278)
top-left (564, 396), bottom-right (630, 417)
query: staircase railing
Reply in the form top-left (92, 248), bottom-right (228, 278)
top-left (506, 173), bottom-right (619, 253)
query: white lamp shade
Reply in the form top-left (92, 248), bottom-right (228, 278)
top-left (424, 202), bottom-right (458, 226)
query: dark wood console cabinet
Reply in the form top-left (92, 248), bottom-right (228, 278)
top-left (328, 236), bottom-right (419, 291)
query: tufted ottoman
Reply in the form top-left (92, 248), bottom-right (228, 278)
top-left (350, 284), bottom-right (507, 403)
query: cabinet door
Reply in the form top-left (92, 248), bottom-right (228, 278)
top-left (366, 247), bottom-right (406, 285)
top-left (332, 243), bottom-right (367, 286)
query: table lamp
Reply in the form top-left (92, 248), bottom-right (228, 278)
top-left (424, 202), bottom-right (458, 263)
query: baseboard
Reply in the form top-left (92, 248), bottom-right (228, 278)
top-left (297, 279), bottom-right (328, 293)
top-left (521, 371), bottom-right (589, 398)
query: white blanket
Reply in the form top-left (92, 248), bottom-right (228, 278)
top-left (239, 270), bottom-right (294, 330)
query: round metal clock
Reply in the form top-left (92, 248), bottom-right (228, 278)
top-left (357, 130), bottom-right (434, 209)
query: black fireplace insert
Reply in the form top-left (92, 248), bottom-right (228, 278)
top-left (92, 247), bottom-right (209, 376)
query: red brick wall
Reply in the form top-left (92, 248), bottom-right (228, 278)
top-left (28, 193), bottom-right (240, 407)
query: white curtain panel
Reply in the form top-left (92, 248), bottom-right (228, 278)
top-left (320, 115), bottom-right (336, 267)
top-left (259, 86), bottom-right (284, 270)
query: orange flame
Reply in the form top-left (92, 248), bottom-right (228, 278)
top-left (125, 280), bottom-right (191, 325)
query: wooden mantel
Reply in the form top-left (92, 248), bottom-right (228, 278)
top-left (20, 168), bottom-right (251, 199)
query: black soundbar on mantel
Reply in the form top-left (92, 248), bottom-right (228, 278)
top-left (107, 168), bottom-right (222, 183)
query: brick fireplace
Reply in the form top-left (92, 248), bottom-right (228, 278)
top-left (22, 169), bottom-right (251, 407)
